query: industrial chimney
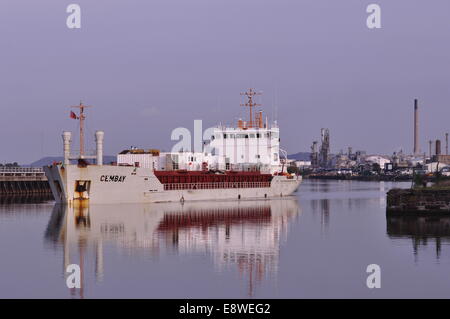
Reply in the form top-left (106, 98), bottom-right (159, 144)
top-left (436, 139), bottom-right (441, 156)
top-left (446, 133), bottom-right (449, 155)
top-left (429, 140), bottom-right (433, 159)
top-left (62, 131), bottom-right (71, 165)
top-left (95, 131), bottom-right (104, 166)
top-left (413, 99), bottom-right (420, 155)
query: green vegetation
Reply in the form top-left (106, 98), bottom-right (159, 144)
top-left (413, 171), bottom-right (450, 189)
top-left (0, 162), bottom-right (19, 167)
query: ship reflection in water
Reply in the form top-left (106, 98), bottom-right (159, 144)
top-left (44, 199), bottom-right (300, 298)
top-left (387, 215), bottom-right (450, 259)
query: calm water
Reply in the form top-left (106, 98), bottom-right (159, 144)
top-left (1, 179), bottom-right (449, 299)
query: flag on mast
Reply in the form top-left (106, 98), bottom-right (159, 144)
top-left (70, 111), bottom-right (78, 119)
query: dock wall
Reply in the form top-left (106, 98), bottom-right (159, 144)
top-left (387, 188), bottom-right (450, 214)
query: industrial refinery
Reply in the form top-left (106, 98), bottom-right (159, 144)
top-left (288, 99), bottom-right (450, 181)
top-left (3, 0), bottom-right (450, 302)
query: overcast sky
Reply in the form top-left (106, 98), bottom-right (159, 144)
top-left (0, 0), bottom-right (449, 164)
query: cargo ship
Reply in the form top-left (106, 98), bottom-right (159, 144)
top-left (44, 89), bottom-right (302, 204)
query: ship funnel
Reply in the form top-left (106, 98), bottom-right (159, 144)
top-left (62, 131), bottom-right (71, 165)
top-left (95, 130), bottom-right (104, 166)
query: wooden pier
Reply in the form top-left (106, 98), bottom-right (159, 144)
top-left (0, 167), bottom-right (52, 196)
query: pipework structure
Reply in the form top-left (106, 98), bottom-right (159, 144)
top-left (310, 141), bottom-right (319, 168)
top-left (319, 128), bottom-right (330, 168)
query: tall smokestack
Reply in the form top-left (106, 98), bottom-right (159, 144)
top-left (413, 99), bottom-right (419, 155)
top-left (446, 133), bottom-right (449, 155)
top-left (436, 139), bottom-right (442, 155)
top-left (429, 140), bottom-right (433, 159)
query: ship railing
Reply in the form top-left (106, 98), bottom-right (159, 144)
top-left (0, 175), bottom-right (48, 181)
top-left (69, 149), bottom-right (97, 158)
top-left (0, 167), bottom-right (45, 173)
top-left (163, 181), bottom-right (271, 191)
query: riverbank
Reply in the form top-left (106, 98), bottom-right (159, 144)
top-left (307, 174), bottom-right (412, 182)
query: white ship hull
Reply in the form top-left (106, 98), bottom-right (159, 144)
top-left (44, 164), bottom-right (302, 205)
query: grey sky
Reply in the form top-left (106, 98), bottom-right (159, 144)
top-left (1, 0), bottom-right (449, 164)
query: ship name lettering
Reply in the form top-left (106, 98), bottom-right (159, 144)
top-left (100, 175), bottom-right (126, 182)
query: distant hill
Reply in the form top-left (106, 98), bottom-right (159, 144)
top-left (287, 152), bottom-right (311, 161)
top-left (27, 156), bottom-right (116, 167)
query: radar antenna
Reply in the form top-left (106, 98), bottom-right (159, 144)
top-left (240, 88), bottom-right (262, 128)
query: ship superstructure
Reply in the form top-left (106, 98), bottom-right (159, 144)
top-left (44, 89), bottom-right (301, 204)
top-left (117, 89), bottom-right (282, 174)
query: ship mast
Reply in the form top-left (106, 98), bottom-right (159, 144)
top-left (240, 88), bottom-right (261, 128)
top-left (70, 102), bottom-right (92, 158)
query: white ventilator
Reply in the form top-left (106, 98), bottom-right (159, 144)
top-left (95, 131), bottom-right (104, 166)
top-left (62, 131), bottom-right (71, 165)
